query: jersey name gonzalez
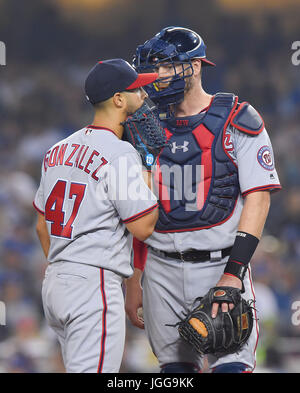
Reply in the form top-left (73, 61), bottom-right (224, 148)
top-left (43, 143), bottom-right (108, 181)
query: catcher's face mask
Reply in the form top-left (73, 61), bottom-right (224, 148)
top-left (133, 39), bottom-right (192, 116)
top-left (133, 26), bottom-right (215, 117)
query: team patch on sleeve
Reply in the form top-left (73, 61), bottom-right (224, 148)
top-left (257, 145), bottom-right (274, 171)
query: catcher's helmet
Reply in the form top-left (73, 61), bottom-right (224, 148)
top-left (133, 26), bottom-right (215, 114)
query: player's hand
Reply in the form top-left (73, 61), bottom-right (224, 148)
top-left (125, 268), bottom-right (145, 329)
top-left (211, 274), bottom-right (242, 318)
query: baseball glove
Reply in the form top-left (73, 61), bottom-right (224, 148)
top-left (177, 286), bottom-right (254, 356)
top-left (122, 99), bottom-right (168, 169)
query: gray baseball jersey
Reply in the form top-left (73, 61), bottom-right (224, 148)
top-left (145, 123), bottom-right (281, 252)
top-left (34, 125), bottom-right (158, 373)
top-left (34, 125), bottom-right (158, 277)
top-left (137, 107), bottom-right (280, 372)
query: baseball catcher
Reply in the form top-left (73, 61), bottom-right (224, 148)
top-left (176, 287), bottom-right (254, 356)
top-left (125, 26), bottom-right (281, 374)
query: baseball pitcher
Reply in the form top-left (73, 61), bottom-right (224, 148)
top-left (34, 59), bottom-right (160, 373)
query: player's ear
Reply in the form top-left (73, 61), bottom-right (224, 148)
top-left (112, 92), bottom-right (126, 109)
top-left (192, 59), bottom-right (202, 78)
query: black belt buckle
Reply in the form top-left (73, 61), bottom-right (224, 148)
top-left (179, 250), bottom-right (209, 263)
top-left (179, 251), bottom-right (187, 262)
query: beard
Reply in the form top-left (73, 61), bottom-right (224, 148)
top-left (184, 75), bottom-right (193, 94)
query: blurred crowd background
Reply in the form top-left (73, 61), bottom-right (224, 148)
top-left (0, 0), bottom-right (300, 373)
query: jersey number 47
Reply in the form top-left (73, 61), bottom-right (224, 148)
top-left (45, 180), bottom-right (87, 239)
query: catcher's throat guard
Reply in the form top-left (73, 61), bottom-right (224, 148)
top-left (177, 287), bottom-right (254, 357)
top-left (121, 100), bottom-right (168, 169)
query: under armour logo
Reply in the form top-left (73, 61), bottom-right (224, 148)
top-left (171, 141), bottom-right (189, 154)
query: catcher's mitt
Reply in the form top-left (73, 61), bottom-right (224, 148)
top-left (122, 99), bottom-right (168, 169)
top-left (177, 287), bottom-right (254, 356)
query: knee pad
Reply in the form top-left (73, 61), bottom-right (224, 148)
top-left (160, 362), bottom-right (200, 373)
top-left (212, 362), bottom-right (252, 373)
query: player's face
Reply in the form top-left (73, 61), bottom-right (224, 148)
top-left (124, 87), bottom-right (148, 116)
top-left (155, 62), bottom-right (192, 91)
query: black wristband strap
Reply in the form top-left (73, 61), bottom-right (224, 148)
top-left (224, 231), bottom-right (259, 282)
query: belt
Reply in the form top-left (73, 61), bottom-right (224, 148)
top-left (149, 246), bottom-right (233, 263)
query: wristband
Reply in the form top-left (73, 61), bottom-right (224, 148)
top-left (133, 238), bottom-right (148, 271)
top-left (224, 231), bottom-right (259, 281)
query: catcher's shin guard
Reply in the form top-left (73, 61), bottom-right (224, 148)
top-left (212, 362), bottom-right (252, 373)
top-left (160, 362), bottom-right (200, 373)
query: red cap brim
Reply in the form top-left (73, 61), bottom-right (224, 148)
top-left (201, 58), bottom-right (216, 67)
top-left (126, 72), bottom-right (158, 90)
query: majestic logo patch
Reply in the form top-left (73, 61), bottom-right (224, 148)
top-left (257, 145), bottom-right (274, 171)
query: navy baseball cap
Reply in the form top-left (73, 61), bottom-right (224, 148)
top-left (85, 58), bottom-right (158, 105)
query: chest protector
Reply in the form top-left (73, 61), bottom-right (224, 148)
top-left (154, 92), bottom-right (240, 233)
